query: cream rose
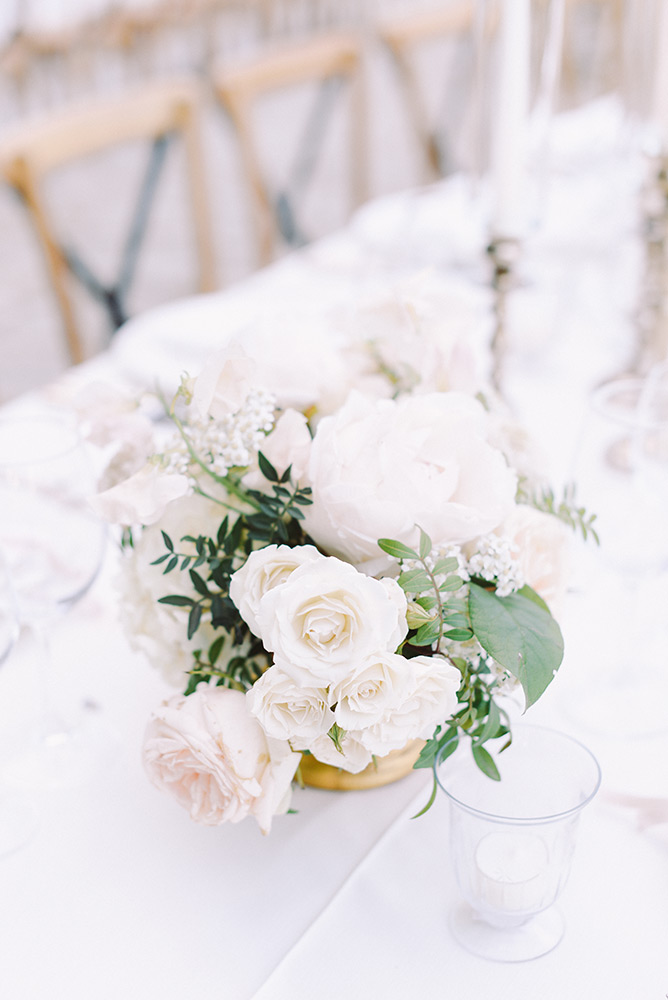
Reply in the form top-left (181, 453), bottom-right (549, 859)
top-left (329, 651), bottom-right (412, 731)
top-left (143, 686), bottom-right (300, 834)
top-left (255, 556), bottom-right (408, 684)
top-left (303, 391), bottom-right (517, 575)
top-left (501, 505), bottom-right (571, 610)
top-left (246, 664), bottom-right (334, 743)
top-left (230, 543), bottom-right (323, 634)
top-left (355, 654), bottom-right (461, 754)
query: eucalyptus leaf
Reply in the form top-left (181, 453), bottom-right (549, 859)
top-left (468, 582), bottom-right (564, 708)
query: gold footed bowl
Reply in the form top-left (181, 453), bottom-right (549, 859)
top-left (299, 740), bottom-right (424, 791)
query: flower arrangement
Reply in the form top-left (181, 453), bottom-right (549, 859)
top-left (90, 286), bottom-right (594, 834)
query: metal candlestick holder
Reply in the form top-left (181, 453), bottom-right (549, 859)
top-left (486, 235), bottom-right (522, 392)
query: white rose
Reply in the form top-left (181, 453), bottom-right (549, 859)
top-left (90, 462), bottom-right (189, 526)
top-left (501, 505), bottom-right (571, 610)
top-left (355, 654), bottom-right (461, 753)
top-left (119, 493), bottom-right (224, 684)
top-left (242, 408), bottom-right (312, 490)
top-left (246, 665), bottom-right (334, 743)
top-left (303, 391), bottom-right (517, 575)
top-left (192, 347), bottom-right (255, 419)
top-left (229, 543), bottom-right (323, 635)
top-left (303, 731), bottom-right (373, 774)
top-left (255, 556), bottom-right (408, 684)
top-left (329, 651), bottom-right (412, 731)
top-left (143, 686), bottom-right (300, 834)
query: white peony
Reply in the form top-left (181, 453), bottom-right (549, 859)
top-left (230, 543), bottom-right (323, 635)
top-left (254, 556), bottom-right (408, 684)
top-left (303, 391), bottom-right (517, 575)
top-left (191, 347), bottom-right (256, 419)
top-left (143, 686), bottom-right (300, 834)
top-left (246, 664), bottom-right (334, 743)
top-left (500, 505), bottom-right (571, 610)
top-left (90, 462), bottom-right (189, 526)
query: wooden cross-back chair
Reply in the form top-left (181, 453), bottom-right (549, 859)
top-left (378, 1), bottom-right (477, 183)
top-left (0, 76), bottom-right (216, 365)
top-left (213, 30), bottom-right (367, 268)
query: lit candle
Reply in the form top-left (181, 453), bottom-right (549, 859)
top-left (651, 1), bottom-right (668, 152)
top-left (490, 0), bottom-right (531, 238)
top-left (474, 830), bottom-right (550, 913)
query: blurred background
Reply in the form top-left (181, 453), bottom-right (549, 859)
top-left (0, 0), bottom-right (644, 400)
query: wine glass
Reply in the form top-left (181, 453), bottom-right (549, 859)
top-left (0, 412), bottom-right (108, 787)
top-left (0, 551), bottom-right (39, 855)
top-left (567, 374), bottom-right (668, 736)
top-left (436, 726), bottom-right (601, 962)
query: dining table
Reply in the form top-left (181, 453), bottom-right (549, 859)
top-left (1, 95), bottom-right (667, 999)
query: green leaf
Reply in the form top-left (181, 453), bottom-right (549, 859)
top-left (216, 516), bottom-right (229, 547)
top-left (150, 553), bottom-right (169, 566)
top-left (398, 568), bottom-right (433, 593)
top-left (414, 728), bottom-right (458, 769)
top-left (472, 743), bottom-right (501, 781)
top-left (517, 583), bottom-right (550, 613)
top-left (432, 556), bottom-right (459, 576)
top-left (415, 619), bottom-right (442, 646)
top-left (439, 574), bottom-right (464, 592)
top-left (418, 526), bottom-right (432, 560)
top-left (406, 605), bottom-right (436, 630)
top-left (258, 452), bottom-right (279, 482)
top-left (189, 570), bottom-right (211, 598)
top-left (208, 635), bottom-right (225, 665)
top-left (473, 700), bottom-right (502, 745)
top-left (411, 772), bottom-right (439, 819)
top-left (187, 603), bottom-right (202, 640)
top-left (158, 594), bottom-right (194, 607)
top-left (442, 627), bottom-right (473, 642)
top-left (468, 582), bottom-right (564, 708)
top-left (377, 538), bottom-right (420, 561)
top-left (161, 530), bottom-right (174, 552)
top-left (164, 555), bottom-right (178, 574)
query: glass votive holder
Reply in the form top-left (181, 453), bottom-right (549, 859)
top-left (435, 725), bottom-right (601, 962)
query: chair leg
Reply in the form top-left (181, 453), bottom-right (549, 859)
top-left (181, 101), bottom-right (218, 292)
top-left (16, 164), bottom-right (84, 365)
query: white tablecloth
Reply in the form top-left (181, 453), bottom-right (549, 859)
top-left (1, 97), bottom-right (667, 999)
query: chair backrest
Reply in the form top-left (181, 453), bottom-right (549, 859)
top-left (213, 30), bottom-right (367, 268)
top-left (378, 2), bottom-right (477, 183)
top-left (0, 76), bottom-right (216, 364)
